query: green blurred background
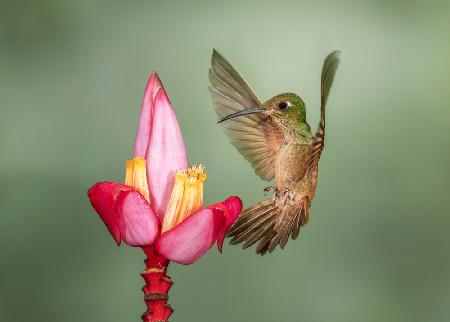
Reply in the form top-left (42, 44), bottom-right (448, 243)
top-left (1, 1), bottom-right (449, 321)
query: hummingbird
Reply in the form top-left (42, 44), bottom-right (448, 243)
top-left (209, 49), bottom-right (340, 255)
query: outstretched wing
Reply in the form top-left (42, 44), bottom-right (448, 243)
top-left (209, 49), bottom-right (283, 181)
top-left (308, 51), bottom-right (341, 174)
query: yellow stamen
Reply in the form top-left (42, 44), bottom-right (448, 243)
top-left (125, 157), bottom-right (150, 202)
top-left (125, 160), bottom-right (134, 187)
top-left (162, 170), bottom-right (187, 232)
top-left (161, 164), bottom-right (207, 233)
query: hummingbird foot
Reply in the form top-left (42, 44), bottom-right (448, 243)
top-left (279, 188), bottom-right (295, 207)
top-left (263, 186), bottom-right (278, 205)
top-left (263, 186), bottom-right (276, 195)
top-left (264, 186), bottom-right (294, 207)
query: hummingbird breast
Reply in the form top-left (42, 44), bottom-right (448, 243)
top-left (275, 138), bottom-right (312, 189)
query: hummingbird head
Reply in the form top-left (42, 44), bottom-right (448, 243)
top-left (218, 93), bottom-right (309, 132)
top-left (262, 93), bottom-right (307, 128)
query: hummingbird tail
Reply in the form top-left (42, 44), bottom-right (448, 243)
top-left (227, 197), bottom-right (310, 255)
top-left (226, 200), bottom-right (280, 255)
top-left (268, 199), bottom-right (309, 253)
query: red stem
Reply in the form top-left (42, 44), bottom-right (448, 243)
top-left (140, 246), bottom-right (173, 322)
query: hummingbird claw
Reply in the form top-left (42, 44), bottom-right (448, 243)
top-left (263, 186), bottom-right (277, 204)
top-left (264, 186), bottom-right (296, 207)
top-left (264, 186), bottom-right (276, 193)
top-left (265, 187), bottom-right (294, 207)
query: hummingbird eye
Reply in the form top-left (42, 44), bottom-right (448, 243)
top-left (278, 102), bottom-right (289, 110)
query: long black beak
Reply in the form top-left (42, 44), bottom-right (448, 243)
top-left (218, 107), bottom-right (264, 123)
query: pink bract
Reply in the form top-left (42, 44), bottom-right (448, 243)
top-left (87, 72), bottom-right (242, 264)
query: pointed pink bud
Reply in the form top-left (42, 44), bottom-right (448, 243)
top-left (146, 88), bottom-right (188, 219)
top-left (116, 191), bottom-right (160, 246)
top-left (154, 208), bottom-right (225, 265)
top-left (87, 182), bottom-right (134, 245)
top-left (208, 196), bottom-right (243, 252)
top-left (133, 72), bottom-right (162, 158)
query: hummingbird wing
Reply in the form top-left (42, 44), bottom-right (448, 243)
top-left (209, 49), bottom-right (283, 181)
top-left (308, 51), bottom-right (341, 174)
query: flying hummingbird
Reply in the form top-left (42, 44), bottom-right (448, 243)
top-left (209, 49), bottom-right (340, 255)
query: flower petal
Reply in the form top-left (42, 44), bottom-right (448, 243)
top-left (116, 191), bottom-right (160, 246)
top-left (87, 182), bottom-right (134, 245)
top-left (147, 88), bottom-right (188, 219)
top-left (154, 208), bottom-right (225, 265)
top-left (208, 196), bottom-right (243, 252)
top-left (133, 72), bottom-right (163, 158)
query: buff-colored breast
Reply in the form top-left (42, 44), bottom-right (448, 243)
top-left (274, 139), bottom-right (312, 189)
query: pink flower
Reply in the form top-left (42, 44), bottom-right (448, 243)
top-left (87, 73), bottom-right (242, 265)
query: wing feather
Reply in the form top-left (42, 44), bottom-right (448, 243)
top-left (209, 49), bottom-right (283, 181)
top-left (308, 51), bottom-right (341, 174)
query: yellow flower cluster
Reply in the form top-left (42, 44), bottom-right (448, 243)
top-left (162, 164), bottom-right (207, 232)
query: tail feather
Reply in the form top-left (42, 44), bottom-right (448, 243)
top-left (291, 211), bottom-right (301, 240)
top-left (229, 211), bottom-right (275, 245)
top-left (227, 201), bottom-right (271, 234)
top-left (227, 200), bottom-right (273, 235)
top-left (268, 218), bottom-right (294, 253)
top-left (227, 197), bottom-right (309, 254)
top-left (242, 220), bottom-right (275, 249)
top-left (269, 202), bottom-right (307, 252)
top-left (228, 206), bottom-right (274, 238)
top-left (256, 232), bottom-right (274, 255)
top-left (227, 200), bottom-right (279, 254)
top-left (279, 212), bottom-right (297, 249)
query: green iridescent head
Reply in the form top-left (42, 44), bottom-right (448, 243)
top-left (217, 92), bottom-right (310, 136)
top-left (262, 93), bottom-right (307, 127)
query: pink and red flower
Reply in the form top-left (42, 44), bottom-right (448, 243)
top-left (87, 73), bottom-right (242, 265)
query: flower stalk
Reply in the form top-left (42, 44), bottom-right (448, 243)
top-left (141, 247), bottom-right (173, 322)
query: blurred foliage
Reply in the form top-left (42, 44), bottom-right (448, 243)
top-left (1, 1), bottom-right (449, 322)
